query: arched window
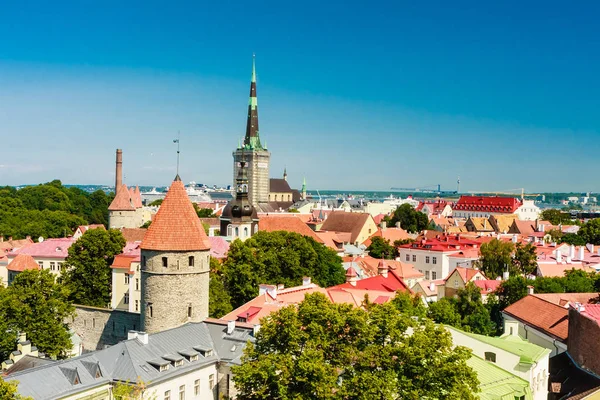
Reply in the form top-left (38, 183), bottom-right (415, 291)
top-left (244, 227), bottom-right (249, 237)
top-left (189, 256), bottom-right (194, 267)
top-left (235, 227), bottom-right (239, 237)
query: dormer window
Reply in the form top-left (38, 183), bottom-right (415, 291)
top-left (160, 364), bottom-right (169, 372)
top-left (175, 360), bottom-right (184, 367)
top-left (190, 354), bottom-right (199, 362)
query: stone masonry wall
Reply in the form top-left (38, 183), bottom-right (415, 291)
top-left (567, 307), bottom-right (600, 375)
top-left (141, 250), bottom-right (210, 334)
top-left (71, 305), bottom-right (141, 352)
top-left (108, 210), bottom-right (141, 229)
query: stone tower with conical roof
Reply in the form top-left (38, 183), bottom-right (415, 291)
top-left (233, 55), bottom-right (271, 208)
top-left (139, 175), bottom-right (211, 334)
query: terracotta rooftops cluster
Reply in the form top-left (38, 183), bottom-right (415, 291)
top-left (141, 177), bottom-right (211, 251)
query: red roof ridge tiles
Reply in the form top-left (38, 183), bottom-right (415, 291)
top-left (109, 184), bottom-right (136, 211)
top-left (7, 254), bottom-right (40, 272)
top-left (141, 178), bottom-right (211, 251)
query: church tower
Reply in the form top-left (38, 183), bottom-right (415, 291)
top-left (233, 56), bottom-right (271, 208)
top-left (139, 175), bottom-right (211, 334)
top-left (220, 156), bottom-right (259, 241)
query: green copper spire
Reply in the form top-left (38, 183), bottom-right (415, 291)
top-left (243, 54), bottom-right (263, 150)
top-left (301, 177), bottom-right (307, 199)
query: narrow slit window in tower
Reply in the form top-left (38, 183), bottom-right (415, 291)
top-left (162, 257), bottom-right (167, 268)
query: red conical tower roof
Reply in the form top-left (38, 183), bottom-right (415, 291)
top-left (141, 177), bottom-right (211, 251)
top-left (109, 184), bottom-right (136, 211)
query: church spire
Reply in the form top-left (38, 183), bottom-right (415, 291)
top-left (244, 54), bottom-right (263, 150)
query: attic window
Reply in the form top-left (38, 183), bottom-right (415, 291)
top-left (175, 360), bottom-right (184, 367)
top-left (190, 354), bottom-right (199, 362)
top-left (484, 352), bottom-right (496, 363)
top-left (160, 364), bottom-right (169, 372)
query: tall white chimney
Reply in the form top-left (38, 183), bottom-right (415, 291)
top-left (579, 246), bottom-right (585, 261)
top-left (227, 320), bottom-right (235, 335)
top-left (556, 249), bottom-right (562, 263)
top-left (570, 245), bottom-right (576, 259)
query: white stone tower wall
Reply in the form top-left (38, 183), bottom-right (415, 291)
top-left (140, 249), bottom-right (210, 334)
top-left (233, 149), bottom-right (270, 206)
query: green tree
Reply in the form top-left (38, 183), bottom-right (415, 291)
top-left (223, 231), bottom-right (345, 308)
top-left (532, 277), bottom-right (565, 293)
top-left (208, 258), bottom-right (233, 318)
top-left (540, 209), bottom-right (572, 225)
top-left (477, 239), bottom-right (514, 279)
top-left (148, 199), bottom-right (163, 206)
top-left (563, 269), bottom-right (595, 293)
top-left (495, 276), bottom-right (528, 309)
top-left (427, 297), bottom-right (462, 327)
top-left (2, 269), bottom-right (74, 358)
top-left (455, 283), bottom-right (495, 335)
top-left (389, 291), bottom-right (427, 318)
top-left (512, 242), bottom-right (538, 275)
top-left (0, 378), bottom-right (33, 400)
top-left (578, 219), bottom-right (600, 245)
top-left (560, 233), bottom-right (586, 246)
top-left (232, 293), bottom-right (479, 400)
top-left (546, 229), bottom-right (563, 243)
top-left (140, 220), bottom-right (152, 229)
top-left (366, 236), bottom-right (396, 259)
top-left (61, 229), bottom-right (126, 307)
top-left (386, 203), bottom-right (428, 233)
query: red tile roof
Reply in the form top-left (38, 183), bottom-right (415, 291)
top-left (453, 266), bottom-right (487, 282)
top-left (503, 295), bottom-right (569, 341)
top-left (7, 254), bottom-right (40, 272)
top-left (141, 178), bottom-right (211, 251)
top-left (581, 304), bottom-right (600, 324)
top-left (334, 269), bottom-right (411, 293)
top-left (208, 236), bottom-right (230, 259)
top-left (453, 196), bottom-right (521, 214)
top-left (473, 279), bottom-right (501, 294)
top-left (363, 227), bottom-right (410, 247)
top-left (108, 184), bottom-right (136, 211)
top-left (134, 186), bottom-right (143, 208)
top-left (258, 215), bottom-right (324, 243)
top-left (119, 228), bottom-right (147, 242)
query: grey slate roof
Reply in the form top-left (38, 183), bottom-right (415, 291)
top-left (7, 320), bottom-right (255, 400)
top-left (269, 178), bottom-right (292, 193)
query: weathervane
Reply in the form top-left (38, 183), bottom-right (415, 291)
top-left (173, 131), bottom-right (181, 175)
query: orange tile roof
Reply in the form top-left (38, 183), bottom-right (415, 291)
top-left (503, 295), bottom-right (570, 341)
top-left (258, 215), bottom-right (324, 243)
top-left (134, 186), bottom-right (143, 208)
top-left (141, 178), bottom-right (211, 251)
top-left (119, 228), bottom-right (147, 242)
top-left (536, 263), bottom-right (595, 278)
top-left (108, 184), bottom-right (136, 211)
top-left (362, 227), bottom-right (410, 247)
top-left (450, 266), bottom-right (487, 283)
top-left (7, 254), bottom-right (40, 272)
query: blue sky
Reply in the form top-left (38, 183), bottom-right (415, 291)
top-left (0, 1), bottom-right (598, 192)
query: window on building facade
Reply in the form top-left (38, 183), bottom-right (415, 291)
top-left (405, 254), bottom-right (409, 261)
top-left (50, 261), bottom-right (56, 271)
top-left (125, 275), bottom-right (129, 284)
top-left (412, 255), bottom-right (416, 262)
top-left (454, 280), bottom-right (459, 288)
top-left (194, 379), bottom-right (200, 396)
top-left (425, 271), bottom-right (430, 280)
top-left (136, 279), bottom-right (139, 291)
top-left (432, 271), bottom-right (437, 280)
top-left (124, 293), bottom-right (129, 304)
top-left (432, 257), bottom-right (437, 264)
top-left (209, 374), bottom-right (215, 390)
top-left (179, 385), bottom-right (185, 400)
top-left (38, 261), bottom-right (44, 269)
top-left (135, 300), bottom-right (139, 312)
top-left (188, 305), bottom-right (192, 318)
top-left (162, 257), bottom-right (168, 267)
top-left (142, 256), bottom-right (146, 267)
top-left (189, 256), bottom-right (194, 267)
top-left (484, 352), bottom-right (496, 363)
top-left (164, 390), bottom-right (170, 400)
top-left (425, 256), bottom-right (430, 264)
top-left (149, 304), bottom-right (153, 317)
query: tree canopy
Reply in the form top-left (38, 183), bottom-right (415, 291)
top-left (540, 209), bottom-right (574, 225)
top-left (385, 204), bottom-right (428, 233)
top-left (222, 231), bottom-right (346, 308)
top-left (232, 293), bottom-right (479, 400)
top-left (1, 269), bottom-right (74, 359)
top-left (60, 228), bottom-right (126, 307)
top-left (208, 258), bottom-right (233, 318)
top-left (0, 181), bottom-right (112, 239)
top-left (366, 236), bottom-right (397, 259)
top-left (0, 378), bottom-right (33, 400)
top-left (578, 219), bottom-right (600, 245)
top-left (477, 239), bottom-right (514, 278)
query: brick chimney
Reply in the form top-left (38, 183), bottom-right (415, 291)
top-left (115, 149), bottom-right (123, 193)
top-left (378, 260), bottom-right (388, 278)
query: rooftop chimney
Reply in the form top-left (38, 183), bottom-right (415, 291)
top-left (380, 221), bottom-right (386, 230)
top-left (302, 277), bottom-right (311, 286)
top-left (127, 330), bottom-right (138, 340)
top-left (115, 149), bottom-right (123, 193)
top-left (378, 260), bottom-right (389, 278)
top-left (137, 331), bottom-right (149, 345)
top-left (227, 320), bottom-right (235, 335)
top-left (570, 245), bottom-right (576, 259)
top-left (259, 284), bottom-right (277, 299)
top-left (579, 246), bottom-right (585, 261)
top-left (556, 249), bottom-right (562, 263)
top-left (429, 281), bottom-right (436, 292)
top-left (527, 285), bottom-right (534, 295)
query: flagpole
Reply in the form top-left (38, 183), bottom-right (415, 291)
top-left (174, 131), bottom-right (181, 176)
